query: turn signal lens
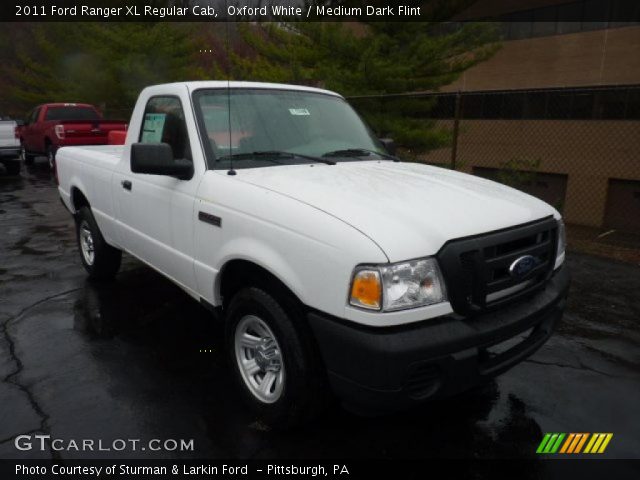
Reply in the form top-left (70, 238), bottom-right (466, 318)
top-left (349, 269), bottom-right (381, 310)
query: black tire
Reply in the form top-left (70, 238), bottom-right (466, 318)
top-left (75, 206), bottom-right (122, 281)
top-left (225, 286), bottom-right (329, 428)
top-left (21, 142), bottom-right (34, 165)
top-left (4, 160), bottom-right (21, 176)
top-left (46, 143), bottom-right (56, 170)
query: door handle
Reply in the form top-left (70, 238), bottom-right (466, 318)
top-left (121, 180), bottom-right (132, 191)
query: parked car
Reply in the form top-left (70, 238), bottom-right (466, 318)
top-left (56, 82), bottom-right (570, 427)
top-left (0, 118), bottom-right (21, 175)
top-left (18, 103), bottom-right (127, 169)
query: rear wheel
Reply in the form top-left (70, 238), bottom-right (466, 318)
top-left (225, 287), bottom-right (329, 428)
top-left (21, 143), bottom-right (34, 165)
top-left (76, 206), bottom-right (122, 280)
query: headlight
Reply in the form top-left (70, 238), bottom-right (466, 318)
top-left (349, 258), bottom-right (447, 312)
top-left (556, 218), bottom-right (566, 260)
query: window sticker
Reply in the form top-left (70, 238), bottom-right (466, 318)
top-left (289, 108), bottom-right (310, 116)
top-left (141, 113), bottom-right (166, 143)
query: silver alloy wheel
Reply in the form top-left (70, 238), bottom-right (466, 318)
top-left (234, 314), bottom-right (285, 404)
top-left (79, 221), bottom-right (95, 266)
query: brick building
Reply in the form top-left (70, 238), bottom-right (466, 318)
top-left (422, 0), bottom-right (640, 233)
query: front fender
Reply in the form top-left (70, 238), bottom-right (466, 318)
top-left (212, 238), bottom-right (306, 306)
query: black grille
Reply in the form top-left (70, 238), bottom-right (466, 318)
top-left (437, 217), bottom-right (558, 316)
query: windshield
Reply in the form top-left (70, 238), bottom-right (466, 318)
top-left (193, 88), bottom-right (386, 169)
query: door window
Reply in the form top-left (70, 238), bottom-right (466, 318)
top-left (139, 96), bottom-right (191, 161)
top-left (26, 108), bottom-right (40, 125)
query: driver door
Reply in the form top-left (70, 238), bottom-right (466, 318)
top-left (114, 94), bottom-right (200, 293)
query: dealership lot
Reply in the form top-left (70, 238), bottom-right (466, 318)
top-left (1, 163), bottom-right (639, 462)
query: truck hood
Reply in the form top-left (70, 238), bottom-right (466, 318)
top-left (231, 161), bottom-right (558, 261)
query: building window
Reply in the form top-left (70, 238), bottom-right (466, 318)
top-left (459, 0), bottom-right (640, 41)
top-left (461, 95), bottom-right (484, 119)
top-left (547, 92), bottom-right (574, 119)
top-left (595, 90), bottom-right (628, 119)
top-left (570, 92), bottom-right (595, 118)
top-left (582, 0), bottom-right (610, 30)
top-left (532, 6), bottom-right (559, 36)
top-left (419, 86), bottom-right (640, 121)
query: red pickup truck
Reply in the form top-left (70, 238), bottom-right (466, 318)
top-left (19, 103), bottom-right (127, 169)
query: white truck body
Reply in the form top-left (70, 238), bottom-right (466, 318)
top-left (56, 82), bottom-right (569, 418)
top-left (0, 120), bottom-right (21, 175)
top-left (57, 81), bottom-right (563, 327)
top-left (0, 120), bottom-right (20, 149)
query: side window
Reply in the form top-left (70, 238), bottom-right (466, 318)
top-left (27, 108), bottom-right (39, 125)
top-left (139, 96), bottom-right (191, 161)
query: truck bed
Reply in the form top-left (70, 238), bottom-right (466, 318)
top-left (58, 144), bottom-right (124, 166)
top-left (57, 144), bottom-right (125, 234)
top-left (0, 120), bottom-right (19, 148)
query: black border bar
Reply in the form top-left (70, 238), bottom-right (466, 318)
top-left (2, 0), bottom-right (640, 23)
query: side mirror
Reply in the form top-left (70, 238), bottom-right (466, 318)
top-left (131, 143), bottom-right (193, 180)
top-left (15, 120), bottom-right (25, 127)
top-left (379, 138), bottom-right (396, 156)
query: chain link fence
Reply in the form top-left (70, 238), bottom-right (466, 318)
top-left (349, 85), bottom-right (640, 262)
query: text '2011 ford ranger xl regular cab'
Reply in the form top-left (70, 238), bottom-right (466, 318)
top-left (57, 82), bottom-right (569, 426)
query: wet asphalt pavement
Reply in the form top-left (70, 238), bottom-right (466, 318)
top-left (1, 161), bottom-right (639, 463)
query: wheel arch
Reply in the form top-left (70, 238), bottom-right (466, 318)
top-left (70, 185), bottom-right (90, 214)
top-left (216, 259), bottom-right (304, 312)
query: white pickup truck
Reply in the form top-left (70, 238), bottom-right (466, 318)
top-left (0, 119), bottom-right (21, 175)
top-left (57, 81), bottom-right (569, 426)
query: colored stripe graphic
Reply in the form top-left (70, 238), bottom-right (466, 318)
top-left (598, 434), bottom-right (613, 453)
top-left (559, 433), bottom-right (575, 453)
top-left (574, 433), bottom-right (589, 453)
top-left (584, 434), bottom-right (598, 453)
top-left (538, 433), bottom-right (613, 454)
top-left (536, 433), bottom-right (552, 453)
top-left (550, 433), bottom-right (565, 453)
top-left (585, 433), bottom-right (614, 454)
top-left (544, 434), bottom-right (559, 453)
top-left (567, 433), bottom-right (581, 453)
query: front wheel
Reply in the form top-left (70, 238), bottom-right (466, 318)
top-left (225, 287), bottom-right (329, 428)
top-left (46, 144), bottom-right (56, 170)
top-left (21, 143), bottom-right (34, 165)
top-left (76, 206), bottom-right (122, 280)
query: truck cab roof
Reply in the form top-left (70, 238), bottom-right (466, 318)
top-left (142, 81), bottom-right (343, 98)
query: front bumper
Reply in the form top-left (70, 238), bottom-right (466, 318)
top-left (308, 265), bottom-right (570, 412)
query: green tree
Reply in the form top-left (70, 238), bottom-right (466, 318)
top-left (5, 22), bottom-right (205, 118)
top-left (231, 15), bottom-right (500, 156)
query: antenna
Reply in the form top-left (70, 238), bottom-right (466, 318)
top-left (225, 0), bottom-right (236, 176)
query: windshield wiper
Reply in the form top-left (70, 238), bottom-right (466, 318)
top-left (218, 150), bottom-right (336, 165)
top-left (322, 148), bottom-right (399, 161)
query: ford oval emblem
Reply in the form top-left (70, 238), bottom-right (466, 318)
top-left (508, 255), bottom-right (539, 278)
